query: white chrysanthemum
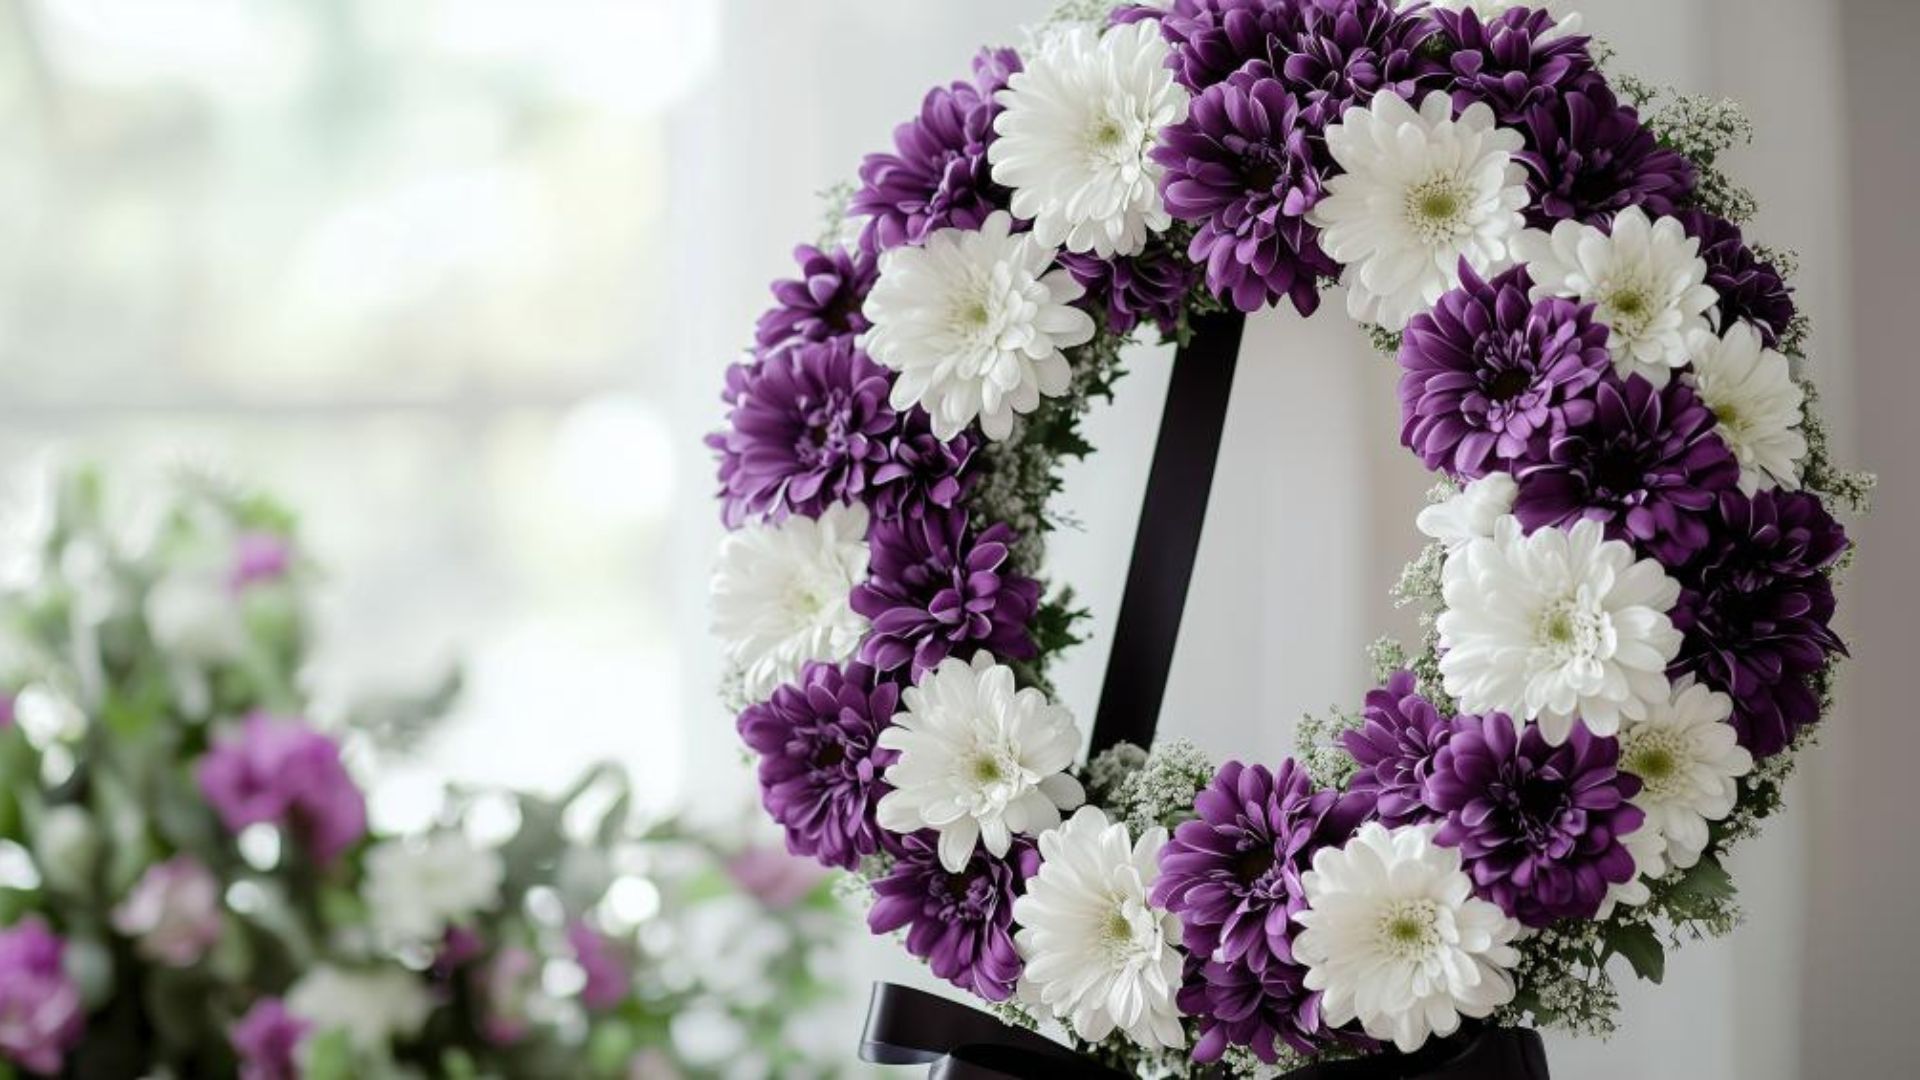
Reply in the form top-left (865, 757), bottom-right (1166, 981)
top-left (865, 211), bottom-right (1096, 441)
top-left (1307, 91), bottom-right (1528, 332)
top-left (1295, 822), bottom-right (1521, 1054)
top-left (1437, 517), bottom-right (1683, 743)
top-left (1617, 678), bottom-right (1754, 870)
top-left (1416, 474), bottom-right (1518, 552)
top-left (710, 502), bottom-right (870, 703)
top-left (1595, 818), bottom-right (1666, 920)
top-left (990, 19), bottom-right (1188, 258)
top-left (1515, 208), bottom-right (1717, 386)
top-left (363, 832), bottom-right (505, 943)
top-left (1013, 807), bottom-right (1185, 1050)
top-left (877, 652), bottom-right (1086, 872)
top-left (1684, 323), bottom-right (1807, 494)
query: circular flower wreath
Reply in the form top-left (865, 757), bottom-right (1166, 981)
top-left (708, 1), bottom-right (1872, 1073)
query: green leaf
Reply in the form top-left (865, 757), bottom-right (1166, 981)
top-left (1668, 854), bottom-right (1737, 904)
top-left (1607, 923), bottom-right (1666, 984)
top-left (303, 1030), bottom-right (356, 1080)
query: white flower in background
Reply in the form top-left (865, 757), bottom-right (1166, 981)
top-left (1416, 473), bottom-right (1518, 552)
top-left (877, 652), bottom-right (1085, 872)
top-left (111, 856), bottom-right (225, 967)
top-left (145, 564), bottom-right (248, 664)
top-left (1307, 91), bottom-right (1528, 332)
top-left (33, 804), bottom-right (100, 894)
top-left (864, 211), bottom-right (1096, 441)
top-left (990, 19), bottom-right (1189, 258)
top-left (710, 502), bottom-right (870, 702)
top-left (1595, 818), bottom-right (1666, 920)
top-left (1617, 678), bottom-right (1754, 870)
top-left (1438, 517), bottom-right (1682, 742)
top-left (1296, 822), bottom-right (1520, 1054)
top-left (1515, 208), bottom-right (1717, 386)
top-left (287, 965), bottom-right (433, 1050)
top-left (1684, 324), bottom-right (1807, 494)
top-left (1013, 807), bottom-right (1185, 1050)
top-left (363, 831), bottom-right (504, 943)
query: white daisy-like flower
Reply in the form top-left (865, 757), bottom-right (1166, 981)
top-left (864, 211), bottom-right (1096, 441)
top-left (1515, 208), bottom-right (1718, 386)
top-left (1416, 473), bottom-right (1518, 552)
top-left (1307, 91), bottom-right (1529, 332)
top-left (1437, 516), bottom-right (1683, 743)
top-left (1616, 677), bottom-right (1754, 870)
top-left (363, 831), bottom-right (505, 943)
top-left (1595, 818), bottom-right (1667, 920)
top-left (1295, 822), bottom-right (1521, 1054)
top-left (710, 502), bottom-right (870, 702)
top-left (1013, 806), bottom-right (1185, 1050)
top-left (990, 19), bottom-right (1188, 259)
top-left (1684, 323), bottom-right (1807, 494)
top-left (876, 652), bottom-right (1085, 872)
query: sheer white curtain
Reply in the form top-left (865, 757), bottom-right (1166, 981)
top-left (664, 2), bottom-right (1895, 1076)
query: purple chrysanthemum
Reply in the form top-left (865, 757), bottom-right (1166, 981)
top-left (1178, 951), bottom-right (1361, 1065)
top-left (754, 243), bottom-right (877, 351)
top-left (850, 508), bottom-right (1039, 676)
top-left (1134, 0), bottom-right (1299, 93)
top-left (710, 337), bottom-right (897, 527)
top-left (1155, 70), bottom-right (1338, 314)
top-left (1057, 238), bottom-right (1200, 339)
top-left (868, 830), bottom-right (1036, 1002)
top-left (1670, 489), bottom-right (1848, 758)
top-left (196, 713), bottom-right (367, 865)
top-left (737, 661), bottom-right (899, 870)
top-left (1426, 714), bottom-right (1645, 927)
top-left (1154, 759), bottom-right (1370, 1061)
top-left (1399, 262), bottom-right (1612, 478)
top-left (868, 412), bottom-right (979, 524)
top-left (1434, 7), bottom-right (1602, 125)
top-left (849, 48), bottom-right (1021, 255)
top-left (1275, 0), bottom-right (1443, 134)
top-left (1516, 83), bottom-right (1696, 228)
top-left (1512, 374), bottom-right (1740, 564)
top-left (1676, 210), bottom-right (1798, 348)
top-left (1341, 670), bottom-right (1453, 828)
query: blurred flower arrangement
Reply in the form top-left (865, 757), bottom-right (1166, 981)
top-left (0, 460), bottom-right (848, 1079)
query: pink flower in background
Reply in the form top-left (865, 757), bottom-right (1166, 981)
top-left (0, 918), bottom-right (84, 1076)
top-left (111, 856), bottom-right (225, 966)
top-left (0, 694), bottom-right (14, 732)
top-left (725, 846), bottom-right (827, 910)
top-left (229, 998), bottom-right (309, 1080)
top-left (567, 922), bottom-right (630, 1012)
top-left (197, 713), bottom-right (367, 864)
top-left (229, 532), bottom-right (294, 591)
top-left (478, 946), bottom-right (538, 1046)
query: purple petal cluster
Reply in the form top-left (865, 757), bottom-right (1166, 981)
top-left (1677, 210), bottom-right (1798, 348)
top-left (1670, 490), bottom-right (1848, 758)
top-left (568, 922), bottom-right (631, 1012)
top-left (1154, 759), bottom-right (1371, 1062)
top-left (1341, 670), bottom-right (1452, 828)
top-left (850, 48), bottom-right (1020, 255)
top-left (869, 831), bottom-right (1036, 1002)
top-left (1434, 6), bottom-right (1602, 124)
top-left (1427, 714), bottom-right (1645, 927)
top-left (1399, 263), bottom-right (1611, 478)
top-left (867, 413), bottom-right (979, 524)
top-left (1058, 238), bottom-right (1201, 339)
top-left (850, 508), bottom-right (1039, 676)
top-left (1155, 71), bottom-right (1338, 314)
top-left (754, 243), bottom-right (877, 351)
top-left (1512, 374), bottom-right (1740, 564)
top-left (1273, 0), bottom-right (1443, 133)
top-left (0, 919), bottom-right (83, 1076)
top-left (737, 661), bottom-right (898, 870)
top-left (197, 712), bottom-right (367, 865)
top-left (230, 998), bottom-right (309, 1080)
top-left (1132, 0), bottom-right (1301, 93)
top-left (1517, 83), bottom-right (1696, 228)
top-left (711, 338), bottom-right (898, 526)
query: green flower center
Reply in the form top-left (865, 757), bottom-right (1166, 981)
top-left (1623, 730), bottom-right (1690, 800)
top-left (1375, 899), bottom-right (1441, 960)
top-left (1405, 174), bottom-right (1472, 244)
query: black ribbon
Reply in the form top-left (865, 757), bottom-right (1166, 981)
top-left (859, 983), bottom-right (1551, 1080)
top-left (1090, 309), bottom-right (1248, 757)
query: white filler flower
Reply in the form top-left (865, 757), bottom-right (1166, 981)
top-left (877, 652), bottom-right (1085, 871)
top-left (1295, 822), bottom-right (1520, 1054)
top-left (1416, 473), bottom-right (1518, 552)
top-left (1438, 517), bottom-right (1683, 742)
top-left (1308, 91), bottom-right (1528, 332)
top-left (1515, 208), bottom-right (1717, 386)
top-left (1684, 323), bottom-right (1807, 494)
top-left (1617, 677), bottom-right (1754, 870)
top-left (1014, 807), bottom-right (1185, 1050)
top-left (865, 210), bottom-right (1096, 441)
top-left (710, 501), bottom-right (870, 702)
top-left (990, 19), bottom-right (1189, 258)
top-left (363, 831), bottom-right (505, 943)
